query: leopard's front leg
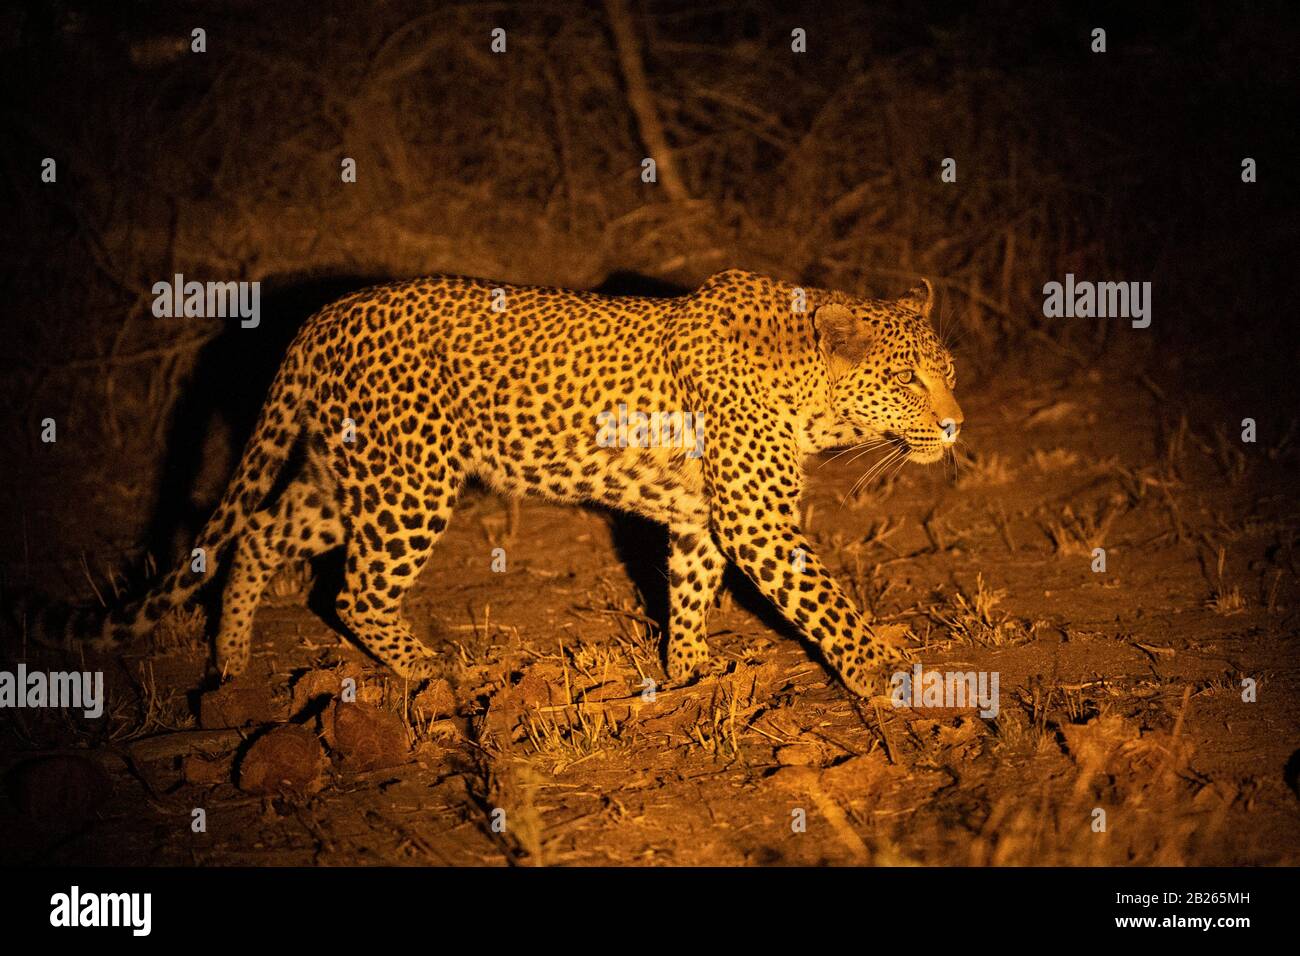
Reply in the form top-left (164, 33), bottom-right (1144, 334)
top-left (698, 420), bottom-right (910, 696)
top-left (714, 514), bottom-right (908, 696)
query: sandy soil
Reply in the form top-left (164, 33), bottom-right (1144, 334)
top-left (3, 356), bottom-right (1298, 866)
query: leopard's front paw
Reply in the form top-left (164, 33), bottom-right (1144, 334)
top-left (389, 654), bottom-right (442, 682)
top-left (666, 636), bottom-right (710, 683)
top-left (866, 622), bottom-right (914, 664)
top-left (835, 658), bottom-right (898, 697)
top-left (824, 628), bottom-right (913, 698)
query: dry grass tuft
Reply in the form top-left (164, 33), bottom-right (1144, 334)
top-left (955, 449), bottom-right (1015, 487)
top-left (924, 574), bottom-right (1032, 647)
top-left (1202, 546), bottom-right (1247, 615)
top-left (1040, 496), bottom-right (1127, 557)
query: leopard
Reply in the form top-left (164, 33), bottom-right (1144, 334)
top-left (61, 269), bottom-right (964, 698)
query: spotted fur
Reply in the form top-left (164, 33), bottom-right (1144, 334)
top-left (83, 270), bottom-right (963, 695)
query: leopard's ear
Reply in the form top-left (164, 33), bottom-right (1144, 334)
top-left (898, 278), bottom-right (935, 319)
top-left (814, 302), bottom-right (871, 364)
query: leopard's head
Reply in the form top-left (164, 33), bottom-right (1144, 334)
top-left (815, 280), bottom-right (963, 464)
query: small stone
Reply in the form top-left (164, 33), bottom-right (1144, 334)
top-left (324, 701), bottom-right (409, 772)
top-left (413, 679), bottom-right (457, 719)
top-left (290, 669), bottom-right (341, 714)
top-left (238, 725), bottom-right (324, 795)
top-left (200, 683), bottom-right (280, 729)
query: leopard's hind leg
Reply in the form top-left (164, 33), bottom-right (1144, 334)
top-left (665, 522), bottom-right (726, 681)
top-left (215, 461), bottom-right (342, 677)
top-left (332, 453), bottom-right (464, 681)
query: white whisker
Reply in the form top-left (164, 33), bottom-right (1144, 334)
top-left (841, 437), bottom-right (903, 469)
top-left (818, 437), bottom-right (895, 469)
top-left (842, 446), bottom-right (906, 506)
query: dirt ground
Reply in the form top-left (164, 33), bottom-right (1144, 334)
top-left (4, 347), bottom-right (1297, 867)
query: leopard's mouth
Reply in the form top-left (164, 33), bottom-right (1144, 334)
top-left (898, 434), bottom-right (945, 463)
top-left (876, 430), bottom-right (944, 464)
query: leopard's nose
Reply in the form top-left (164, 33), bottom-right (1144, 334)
top-left (939, 410), bottom-right (962, 443)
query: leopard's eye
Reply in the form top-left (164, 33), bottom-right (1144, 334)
top-left (895, 370), bottom-right (914, 385)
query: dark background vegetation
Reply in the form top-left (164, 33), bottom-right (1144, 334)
top-left (1, 0), bottom-right (1296, 598)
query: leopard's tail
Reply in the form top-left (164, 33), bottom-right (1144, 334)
top-left (22, 350), bottom-right (307, 653)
